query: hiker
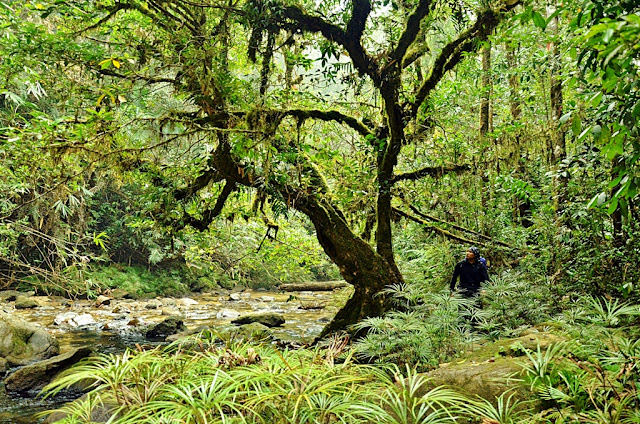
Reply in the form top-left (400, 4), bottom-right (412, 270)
top-left (450, 246), bottom-right (489, 297)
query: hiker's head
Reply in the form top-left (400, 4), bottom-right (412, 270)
top-left (466, 246), bottom-right (480, 262)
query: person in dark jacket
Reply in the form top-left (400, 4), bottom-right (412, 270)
top-left (450, 246), bottom-right (489, 297)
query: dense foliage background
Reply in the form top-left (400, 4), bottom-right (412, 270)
top-left (2, 0), bottom-right (640, 422)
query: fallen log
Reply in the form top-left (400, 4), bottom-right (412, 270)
top-left (279, 281), bottom-right (350, 291)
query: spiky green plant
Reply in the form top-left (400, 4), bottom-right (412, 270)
top-left (580, 295), bottom-right (640, 327)
top-left (367, 365), bottom-right (466, 424)
top-left (41, 332), bottom-right (472, 424)
top-left (463, 391), bottom-right (531, 424)
top-left (353, 289), bottom-right (478, 369)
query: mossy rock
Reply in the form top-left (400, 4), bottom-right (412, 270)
top-left (14, 295), bottom-right (39, 309)
top-left (0, 312), bottom-right (59, 366)
top-left (5, 347), bottom-right (93, 395)
top-left (415, 332), bottom-right (565, 409)
top-left (464, 332), bottom-right (566, 362)
top-left (231, 312), bottom-right (284, 328)
top-left (145, 317), bottom-right (186, 340)
top-left (422, 357), bottom-right (529, 404)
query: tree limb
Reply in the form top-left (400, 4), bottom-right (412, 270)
top-left (75, 3), bottom-right (129, 35)
top-left (97, 68), bottom-right (179, 85)
top-left (393, 164), bottom-right (470, 183)
top-left (182, 180), bottom-right (237, 230)
top-left (392, 207), bottom-right (489, 246)
top-left (389, 0), bottom-right (433, 63)
top-left (274, 5), bottom-right (381, 84)
top-left (407, 205), bottom-right (493, 243)
top-left (281, 109), bottom-right (374, 138)
top-left (409, 1), bottom-right (520, 117)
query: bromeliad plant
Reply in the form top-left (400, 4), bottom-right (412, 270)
top-left (41, 331), bottom-right (472, 424)
top-left (518, 295), bottom-right (640, 423)
top-left (353, 284), bottom-right (479, 370)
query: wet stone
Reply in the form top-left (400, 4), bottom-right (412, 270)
top-left (145, 317), bottom-right (186, 340)
top-left (232, 312), bottom-right (285, 328)
top-left (0, 291), bottom-right (22, 302)
top-left (95, 295), bottom-right (111, 306)
top-left (177, 297), bottom-right (198, 306)
top-left (14, 296), bottom-right (39, 309)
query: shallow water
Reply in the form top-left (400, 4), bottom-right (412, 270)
top-left (1, 287), bottom-right (348, 423)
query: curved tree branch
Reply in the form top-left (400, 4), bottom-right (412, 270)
top-left (281, 109), bottom-right (374, 138)
top-left (273, 5), bottom-right (381, 84)
top-left (409, 1), bottom-right (521, 117)
top-left (392, 164), bottom-right (470, 183)
top-left (392, 207), bottom-right (489, 246)
top-left (389, 0), bottom-right (434, 63)
top-left (181, 180), bottom-right (237, 230)
top-left (97, 68), bottom-right (179, 84)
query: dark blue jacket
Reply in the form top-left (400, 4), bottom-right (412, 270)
top-left (450, 259), bottom-right (489, 296)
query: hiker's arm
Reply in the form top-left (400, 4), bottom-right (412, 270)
top-left (450, 264), bottom-right (459, 291)
top-left (481, 264), bottom-right (489, 282)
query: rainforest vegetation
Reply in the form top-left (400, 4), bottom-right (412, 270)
top-left (1, 0), bottom-right (640, 421)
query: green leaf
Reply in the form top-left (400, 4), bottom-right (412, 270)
top-left (572, 115), bottom-right (582, 135)
top-left (602, 28), bottom-right (615, 43)
top-left (607, 197), bottom-right (618, 215)
top-left (587, 194), bottom-right (600, 209)
top-left (592, 124), bottom-right (602, 141)
top-left (532, 11), bottom-right (547, 30)
top-left (603, 44), bottom-right (624, 68)
top-left (609, 174), bottom-right (623, 188)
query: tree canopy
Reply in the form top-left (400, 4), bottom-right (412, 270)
top-left (1, 0), bottom-right (640, 334)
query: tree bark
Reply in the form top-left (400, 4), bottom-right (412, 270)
top-left (293, 193), bottom-right (401, 337)
top-left (480, 43), bottom-right (492, 137)
top-left (549, 14), bottom-right (567, 214)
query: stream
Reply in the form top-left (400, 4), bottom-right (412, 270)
top-left (0, 286), bottom-right (349, 423)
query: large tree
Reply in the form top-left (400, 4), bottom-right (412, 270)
top-left (5, 0), bottom-right (520, 335)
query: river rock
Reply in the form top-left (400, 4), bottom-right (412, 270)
top-left (95, 295), bottom-right (111, 306)
top-left (145, 317), bottom-right (186, 339)
top-left (4, 347), bottom-right (93, 396)
top-left (258, 296), bottom-right (276, 302)
top-left (177, 297), bottom-right (198, 306)
top-left (145, 299), bottom-right (162, 309)
top-left (231, 312), bottom-right (285, 328)
top-left (216, 309), bottom-right (241, 319)
top-left (0, 312), bottom-right (59, 366)
top-left (54, 312), bottom-right (96, 328)
top-left (165, 325), bottom-right (211, 343)
top-left (0, 290), bottom-right (22, 301)
top-left (161, 307), bottom-right (182, 317)
top-left (161, 297), bottom-right (177, 307)
top-left (237, 323), bottom-right (272, 340)
top-left (109, 288), bottom-right (131, 300)
top-left (112, 304), bottom-right (131, 314)
top-left (14, 295), bottom-right (39, 309)
top-left (229, 293), bottom-right (242, 301)
top-left (0, 357), bottom-right (6, 375)
top-left (231, 285), bottom-right (246, 293)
